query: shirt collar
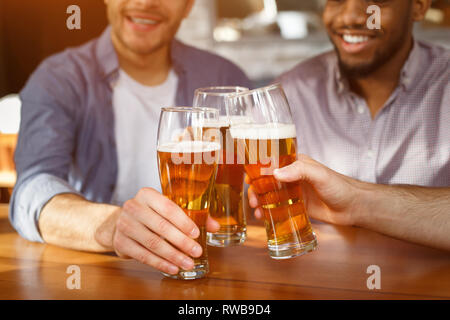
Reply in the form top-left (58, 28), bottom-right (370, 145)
top-left (333, 39), bottom-right (423, 95)
top-left (96, 26), bottom-right (119, 82)
top-left (95, 26), bottom-right (187, 86)
top-left (332, 54), bottom-right (347, 95)
top-left (399, 39), bottom-right (423, 92)
top-left (170, 40), bottom-right (188, 76)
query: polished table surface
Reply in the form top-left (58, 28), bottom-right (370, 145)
top-left (0, 204), bottom-right (449, 300)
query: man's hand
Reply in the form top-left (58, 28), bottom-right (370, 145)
top-left (248, 154), bottom-right (450, 251)
top-left (248, 154), bottom-right (369, 226)
top-left (96, 188), bottom-right (220, 275)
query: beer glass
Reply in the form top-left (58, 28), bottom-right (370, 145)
top-left (194, 87), bottom-right (249, 247)
top-left (157, 107), bottom-right (221, 279)
top-left (228, 84), bottom-right (318, 259)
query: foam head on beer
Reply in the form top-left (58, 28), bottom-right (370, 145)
top-left (229, 122), bottom-right (296, 140)
top-left (229, 123), bottom-right (297, 175)
top-left (157, 140), bottom-right (221, 165)
top-left (200, 115), bottom-right (252, 128)
top-left (157, 140), bottom-right (221, 153)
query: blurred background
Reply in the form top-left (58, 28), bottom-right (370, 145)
top-left (0, 0), bottom-right (449, 202)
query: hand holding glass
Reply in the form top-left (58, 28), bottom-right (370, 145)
top-left (157, 107), bottom-right (220, 279)
top-left (228, 84), bottom-right (318, 259)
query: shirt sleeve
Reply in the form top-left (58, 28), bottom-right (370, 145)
top-left (9, 59), bottom-right (81, 242)
top-left (9, 173), bottom-right (80, 242)
top-left (223, 61), bottom-right (254, 90)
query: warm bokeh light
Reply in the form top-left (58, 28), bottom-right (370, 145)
top-left (0, 94), bottom-right (21, 134)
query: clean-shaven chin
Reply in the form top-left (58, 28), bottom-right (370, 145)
top-left (124, 15), bottom-right (161, 32)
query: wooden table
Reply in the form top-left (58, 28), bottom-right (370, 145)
top-left (0, 204), bottom-right (449, 300)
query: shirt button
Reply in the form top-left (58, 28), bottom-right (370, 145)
top-left (367, 149), bottom-right (374, 158)
top-left (357, 105), bottom-right (365, 114)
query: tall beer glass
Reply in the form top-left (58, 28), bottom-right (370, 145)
top-left (228, 84), bottom-right (318, 259)
top-left (194, 87), bottom-right (249, 247)
top-left (157, 107), bottom-right (221, 279)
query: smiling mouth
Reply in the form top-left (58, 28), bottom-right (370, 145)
top-left (333, 31), bottom-right (379, 54)
top-left (128, 16), bottom-right (159, 25)
top-left (342, 34), bottom-right (370, 44)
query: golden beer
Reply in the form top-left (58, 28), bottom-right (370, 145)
top-left (231, 123), bottom-right (317, 259)
top-left (157, 140), bottom-right (220, 279)
top-left (205, 120), bottom-right (247, 246)
top-left (193, 86), bottom-right (250, 247)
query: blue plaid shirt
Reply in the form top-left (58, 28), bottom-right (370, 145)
top-left (10, 27), bottom-right (251, 242)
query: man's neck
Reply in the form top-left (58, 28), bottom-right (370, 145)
top-left (112, 35), bottom-right (172, 87)
top-left (349, 38), bottom-right (414, 119)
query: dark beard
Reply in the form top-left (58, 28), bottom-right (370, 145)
top-left (335, 37), bottom-right (405, 79)
top-left (335, 15), bottom-right (411, 79)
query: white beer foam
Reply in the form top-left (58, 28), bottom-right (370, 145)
top-left (202, 115), bottom-right (252, 128)
top-left (229, 123), bottom-right (297, 140)
top-left (227, 115), bottom-right (252, 125)
top-left (157, 141), bottom-right (221, 153)
top-left (202, 119), bottom-right (228, 128)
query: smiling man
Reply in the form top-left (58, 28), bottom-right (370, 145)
top-left (11, 0), bottom-right (251, 276)
top-left (247, 0), bottom-right (450, 250)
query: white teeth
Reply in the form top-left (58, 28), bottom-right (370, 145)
top-left (342, 34), bottom-right (369, 44)
top-left (130, 17), bottom-right (158, 25)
